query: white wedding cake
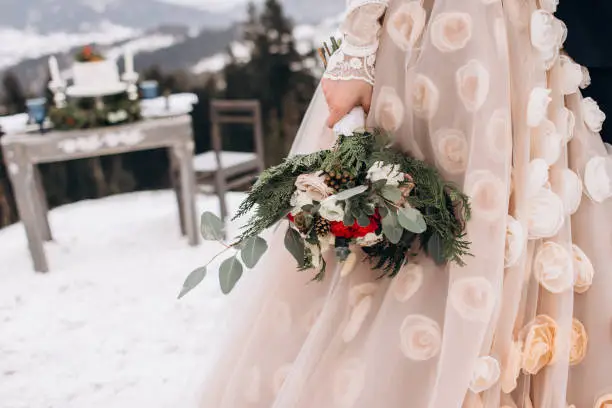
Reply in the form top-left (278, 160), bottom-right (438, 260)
top-left (67, 60), bottom-right (128, 97)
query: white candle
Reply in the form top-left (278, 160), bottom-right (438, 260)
top-left (49, 56), bottom-right (61, 82)
top-left (124, 48), bottom-right (134, 74)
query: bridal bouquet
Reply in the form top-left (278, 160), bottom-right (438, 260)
top-left (179, 41), bottom-right (471, 298)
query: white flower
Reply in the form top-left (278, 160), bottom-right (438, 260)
top-left (533, 241), bottom-right (573, 293)
top-left (366, 161), bottom-right (404, 186)
top-left (531, 120), bottom-right (562, 166)
top-left (486, 109), bottom-right (512, 163)
top-left (449, 276), bottom-right (495, 322)
top-left (399, 314), bottom-right (442, 361)
top-left (561, 169), bottom-right (583, 216)
top-left (582, 97), bottom-right (606, 133)
top-left (580, 66), bottom-right (591, 89)
top-left (527, 158), bottom-right (550, 198)
top-left (558, 106), bottom-right (576, 143)
top-left (430, 12), bottom-right (473, 53)
top-left (528, 187), bottom-right (565, 239)
top-left (505, 215), bottom-right (525, 268)
top-left (540, 0), bottom-right (559, 13)
top-left (295, 172), bottom-right (334, 201)
top-left (319, 198), bottom-right (345, 222)
top-left (392, 264), bottom-right (424, 303)
top-left (356, 232), bottom-right (383, 247)
top-left (333, 358), bottom-right (366, 407)
top-left (466, 170), bottom-right (506, 222)
top-left (375, 86), bottom-right (405, 132)
top-left (572, 244), bottom-right (594, 294)
top-left (386, 2), bottom-right (427, 51)
top-left (290, 190), bottom-right (313, 215)
top-left (530, 10), bottom-right (564, 55)
top-left (469, 356), bottom-right (501, 393)
top-left (411, 74), bottom-right (440, 119)
top-left (583, 156), bottom-right (612, 202)
top-left (527, 87), bottom-right (552, 127)
top-left (456, 60), bottom-right (490, 112)
top-left (434, 128), bottom-right (468, 174)
top-left (559, 56), bottom-right (584, 95)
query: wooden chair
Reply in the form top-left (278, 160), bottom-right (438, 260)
top-left (193, 99), bottom-right (265, 221)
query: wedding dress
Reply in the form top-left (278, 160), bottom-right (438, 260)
top-left (198, 0), bottom-right (612, 407)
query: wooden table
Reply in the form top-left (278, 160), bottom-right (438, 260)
top-left (1, 115), bottom-right (200, 272)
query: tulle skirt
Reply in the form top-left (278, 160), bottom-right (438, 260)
top-left (198, 0), bottom-right (612, 407)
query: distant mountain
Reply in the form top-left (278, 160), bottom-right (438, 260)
top-left (0, 0), bottom-right (237, 33)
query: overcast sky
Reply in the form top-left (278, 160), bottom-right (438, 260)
top-left (161, 0), bottom-right (247, 11)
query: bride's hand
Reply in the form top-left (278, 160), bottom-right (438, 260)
top-left (322, 78), bottom-right (373, 128)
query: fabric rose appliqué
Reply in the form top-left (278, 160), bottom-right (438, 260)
top-left (583, 156), bottom-right (612, 203)
top-left (399, 314), bottom-right (442, 361)
top-left (559, 55), bottom-right (584, 95)
top-left (386, 2), bottom-right (426, 51)
top-left (375, 86), bottom-right (405, 132)
top-left (531, 119), bottom-right (562, 166)
top-left (469, 356), bottom-right (501, 393)
top-left (527, 188), bottom-right (565, 240)
top-left (486, 109), bottom-right (512, 163)
top-left (456, 60), bottom-right (490, 112)
top-left (392, 263), bottom-right (424, 303)
top-left (593, 394), bottom-right (612, 408)
top-left (430, 12), bottom-right (473, 53)
top-left (343, 283), bottom-right (377, 343)
top-left (449, 276), bottom-right (495, 322)
top-left (573, 244), bottom-right (594, 294)
top-left (533, 241), bottom-right (573, 294)
top-left (505, 215), bottom-right (525, 268)
top-left (530, 10), bottom-right (565, 67)
top-left (582, 97), bottom-right (606, 133)
top-left (558, 106), bottom-right (576, 143)
top-left (561, 169), bottom-right (583, 216)
top-left (518, 314), bottom-right (558, 375)
top-left (527, 87), bottom-right (552, 127)
top-left (411, 74), bottom-right (440, 120)
top-left (570, 318), bottom-right (588, 366)
top-left (434, 128), bottom-right (468, 175)
top-left (501, 341), bottom-right (523, 393)
top-left (465, 170), bottom-right (506, 222)
top-left (333, 358), bottom-right (366, 408)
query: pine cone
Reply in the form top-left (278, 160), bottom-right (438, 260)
top-left (294, 212), bottom-right (313, 234)
top-left (323, 170), bottom-right (355, 191)
top-left (314, 216), bottom-right (330, 236)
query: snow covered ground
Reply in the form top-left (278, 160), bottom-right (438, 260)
top-left (0, 190), bottom-right (244, 408)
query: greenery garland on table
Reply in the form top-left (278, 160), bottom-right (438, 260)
top-left (49, 94), bottom-right (141, 131)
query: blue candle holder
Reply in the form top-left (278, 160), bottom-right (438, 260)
top-left (26, 98), bottom-right (47, 133)
top-left (140, 80), bottom-right (159, 100)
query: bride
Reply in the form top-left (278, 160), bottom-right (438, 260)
top-left (199, 0), bottom-right (612, 407)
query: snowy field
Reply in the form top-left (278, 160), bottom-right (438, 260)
top-left (0, 191), bottom-right (244, 408)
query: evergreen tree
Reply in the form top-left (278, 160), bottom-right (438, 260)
top-left (2, 71), bottom-right (26, 115)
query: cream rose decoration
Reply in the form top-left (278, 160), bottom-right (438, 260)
top-left (533, 241), bottom-right (573, 293)
top-left (561, 169), bottom-right (583, 216)
top-left (449, 276), bottom-right (495, 322)
top-left (343, 294), bottom-right (372, 342)
top-left (290, 190), bottom-right (313, 215)
top-left (375, 86), bottom-right (405, 132)
top-left (570, 318), bottom-right (588, 365)
top-left (434, 128), bottom-right (468, 175)
top-left (582, 97), bottom-right (606, 133)
top-left (505, 215), bottom-right (525, 268)
top-left (386, 2), bottom-right (426, 51)
top-left (527, 87), bottom-right (552, 127)
top-left (501, 341), bottom-right (523, 393)
top-left (333, 358), bottom-right (366, 407)
top-left (559, 55), bottom-right (584, 95)
top-left (295, 172), bottom-right (334, 201)
top-left (469, 356), bottom-right (501, 393)
top-left (531, 119), bottom-right (562, 166)
top-left (593, 394), bottom-right (612, 408)
top-left (486, 109), bottom-right (512, 162)
top-left (411, 74), bottom-right (440, 119)
top-left (573, 244), bottom-right (594, 294)
top-left (527, 188), bottom-right (565, 239)
top-left (540, 0), bottom-right (559, 13)
top-left (430, 12), bottom-right (473, 53)
top-left (399, 314), bottom-right (442, 361)
top-left (519, 314), bottom-right (558, 375)
top-left (465, 170), bottom-right (506, 222)
top-left (527, 158), bottom-right (550, 198)
top-left (581, 66), bottom-right (591, 89)
top-left (319, 198), bottom-right (345, 222)
top-left (392, 263), bottom-right (424, 303)
top-left (456, 60), bottom-right (490, 112)
top-left (531, 11), bottom-right (565, 66)
top-left (366, 161), bottom-right (404, 186)
top-left (558, 106), bottom-right (576, 143)
top-left (584, 156), bottom-right (612, 203)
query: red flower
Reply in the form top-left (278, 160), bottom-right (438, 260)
top-left (83, 46), bottom-right (92, 57)
top-left (330, 212), bottom-right (380, 239)
top-left (287, 213), bottom-right (295, 222)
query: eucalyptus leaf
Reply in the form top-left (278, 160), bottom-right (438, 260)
top-left (397, 206), bottom-right (427, 234)
top-left (284, 228), bottom-right (306, 267)
top-left (343, 211), bottom-right (355, 226)
top-left (332, 185), bottom-right (368, 201)
top-left (177, 266), bottom-right (207, 299)
top-left (357, 213), bottom-right (371, 227)
top-left (219, 256), bottom-right (243, 294)
top-left (382, 213), bottom-right (403, 244)
top-left (200, 211), bottom-right (225, 240)
top-left (372, 179), bottom-right (387, 191)
top-left (381, 185), bottom-right (402, 203)
top-left (427, 233), bottom-right (446, 265)
top-left (240, 236), bottom-right (268, 268)
top-left (378, 206), bottom-right (389, 218)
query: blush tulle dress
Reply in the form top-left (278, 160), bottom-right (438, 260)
top-left (198, 0), bottom-right (612, 407)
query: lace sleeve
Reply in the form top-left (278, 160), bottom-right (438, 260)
top-left (323, 0), bottom-right (389, 86)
